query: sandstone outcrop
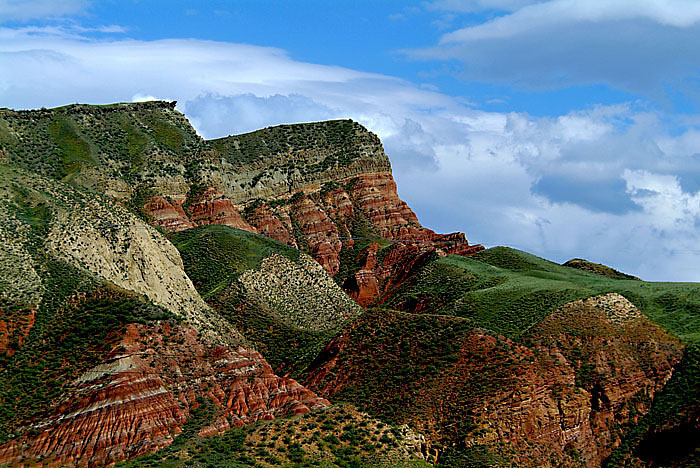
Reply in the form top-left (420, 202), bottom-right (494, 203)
top-left (143, 195), bottom-right (194, 231)
top-left (185, 187), bottom-right (257, 232)
top-left (0, 166), bottom-right (242, 348)
top-left (285, 196), bottom-right (343, 276)
top-left (45, 192), bottom-right (242, 347)
top-left (244, 204), bottom-right (298, 247)
top-left (461, 294), bottom-right (682, 467)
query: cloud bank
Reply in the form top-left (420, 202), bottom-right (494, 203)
top-left (413, 0), bottom-right (700, 102)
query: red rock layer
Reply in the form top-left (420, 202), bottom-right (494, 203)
top-left (344, 172), bottom-right (420, 235)
top-left (143, 196), bottom-right (194, 232)
top-left (323, 188), bottom-right (354, 220)
top-left (322, 187), bottom-right (354, 247)
top-left (187, 188), bottom-right (257, 233)
top-left (341, 172), bottom-right (483, 255)
top-left (142, 169), bottom-right (482, 290)
top-left (0, 368), bottom-right (185, 468)
top-left (245, 204), bottom-right (298, 248)
top-left (345, 243), bottom-right (380, 307)
top-left (144, 189), bottom-right (256, 234)
top-left (0, 322), bottom-right (328, 468)
top-left (286, 196), bottom-right (342, 276)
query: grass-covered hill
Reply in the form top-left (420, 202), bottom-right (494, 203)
top-left (0, 101), bottom-right (199, 191)
top-left (0, 102), bottom-right (390, 207)
top-left (115, 404), bottom-right (431, 468)
top-left (386, 246), bottom-right (700, 343)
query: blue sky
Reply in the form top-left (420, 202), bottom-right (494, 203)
top-left (3, 0), bottom-right (700, 281)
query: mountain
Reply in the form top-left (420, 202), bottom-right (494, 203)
top-left (0, 101), bottom-right (482, 288)
top-left (0, 101), bottom-right (699, 468)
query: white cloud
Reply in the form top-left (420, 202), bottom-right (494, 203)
top-left (131, 93), bottom-right (160, 103)
top-left (0, 26), bottom-right (453, 117)
top-left (441, 0), bottom-right (700, 43)
top-left (2, 27), bottom-right (700, 280)
top-left (391, 103), bottom-right (700, 281)
top-left (624, 169), bottom-right (700, 230)
top-left (0, 0), bottom-right (89, 22)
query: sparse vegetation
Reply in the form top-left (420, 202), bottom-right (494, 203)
top-left (563, 258), bottom-right (640, 280)
top-left (115, 405), bottom-right (429, 468)
top-left (169, 225), bottom-right (358, 375)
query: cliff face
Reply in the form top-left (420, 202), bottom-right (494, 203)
top-left (128, 115), bottom-right (485, 295)
top-left (143, 171), bottom-right (483, 293)
top-left (470, 293), bottom-right (682, 467)
top-left (0, 321), bottom-right (328, 468)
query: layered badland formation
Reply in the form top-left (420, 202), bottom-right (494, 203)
top-left (0, 101), bottom-right (699, 468)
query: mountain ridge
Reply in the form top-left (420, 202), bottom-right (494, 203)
top-left (0, 100), bottom-right (484, 292)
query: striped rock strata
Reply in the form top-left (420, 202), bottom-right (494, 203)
top-left (0, 322), bottom-right (328, 468)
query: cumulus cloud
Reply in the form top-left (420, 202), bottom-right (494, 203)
top-left (411, 0), bottom-right (700, 99)
top-left (0, 0), bottom-right (89, 22)
top-left (2, 26), bottom-right (700, 280)
top-left (391, 104), bottom-right (700, 281)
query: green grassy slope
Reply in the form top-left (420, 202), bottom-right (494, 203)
top-left (386, 246), bottom-right (700, 343)
top-left (170, 226), bottom-right (359, 375)
top-left (169, 225), bottom-right (300, 299)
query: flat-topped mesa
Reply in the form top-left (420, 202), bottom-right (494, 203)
top-left (0, 100), bottom-right (178, 119)
top-left (198, 119), bottom-right (392, 204)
